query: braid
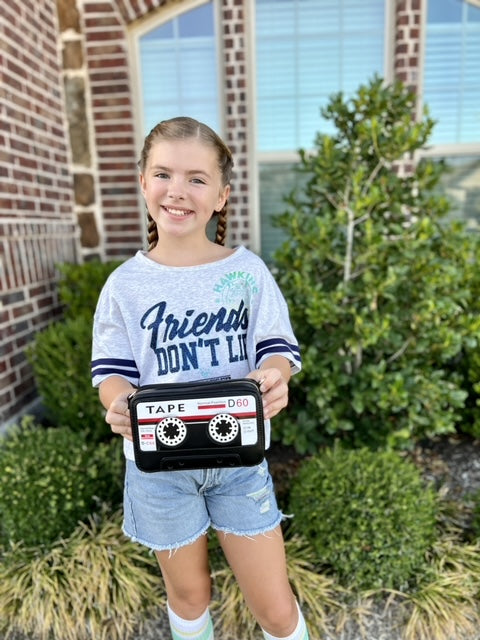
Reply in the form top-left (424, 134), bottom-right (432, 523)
top-left (215, 204), bottom-right (228, 246)
top-left (147, 212), bottom-right (158, 251)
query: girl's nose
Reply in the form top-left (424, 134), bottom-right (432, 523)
top-left (167, 178), bottom-right (185, 199)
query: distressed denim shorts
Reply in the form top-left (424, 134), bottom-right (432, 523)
top-left (123, 458), bottom-right (283, 552)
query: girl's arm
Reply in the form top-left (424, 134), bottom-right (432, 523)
top-left (248, 355), bottom-right (292, 420)
top-left (99, 375), bottom-right (136, 441)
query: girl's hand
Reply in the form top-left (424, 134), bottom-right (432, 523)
top-left (247, 367), bottom-right (289, 420)
top-left (105, 390), bottom-right (134, 441)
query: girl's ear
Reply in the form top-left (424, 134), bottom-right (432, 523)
top-left (139, 173), bottom-right (146, 197)
top-left (215, 184), bottom-right (230, 212)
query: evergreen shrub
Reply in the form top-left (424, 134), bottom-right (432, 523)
top-left (0, 417), bottom-right (124, 548)
top-left (26, 260), bottom-right (121, 438)
top-left (57, 260), bottom-right (122, 319)
top-left (272, 75), bottom-right (480, 451)
top-left (288, 446), bottom-right (438, 591)
top-left (456, 265), bottom-right (480, 439)
top-left (26, 316), bottom-right (108, 438)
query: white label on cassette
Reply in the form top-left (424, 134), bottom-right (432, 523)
top-left (239, 418), bottom-right (258, 445)
top-left (139, 425), bottom-right (157, 451)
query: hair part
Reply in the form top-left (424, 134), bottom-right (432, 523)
top-left (139, 117), bottom-right (234, 249)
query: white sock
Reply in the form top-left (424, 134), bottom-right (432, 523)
top-left (167, 602), bottom-right (214, 640)
top-left (262, 601), bottom-right (309, 640)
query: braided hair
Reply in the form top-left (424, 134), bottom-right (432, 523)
top-left (138, 117), bottom-right (234, 250)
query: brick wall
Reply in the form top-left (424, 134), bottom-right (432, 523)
top-left (1, 0), bottom-right (80, 424)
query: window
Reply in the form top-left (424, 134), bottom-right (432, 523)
top-left (256, 0), bottom-right (387, 152)
top-left (137, 2), bottom-right (219, 135)
top-left (429, 155), bottom-right (480, 230)
top-left (259, 163), bottom-right (307, 262)
top-left (424, 0), bottom-right (480, 145)
top-left (422, 0), bottom-right (480, 229)
top-left (255, 0), bottom-right (388, 259)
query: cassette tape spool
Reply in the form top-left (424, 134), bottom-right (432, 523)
top-left (156, 417), bottom-right (188, 447)
top-left (129, 378), bottom-right (265, 472)
top-left (208, 413), bottom-right (239, 444)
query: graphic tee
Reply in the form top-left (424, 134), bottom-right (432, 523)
top-left (91, 246), bottom-right (301, 459)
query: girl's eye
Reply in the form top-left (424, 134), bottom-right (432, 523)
top-left (155, 172), bottom-right (169, 179)
top-left (191, 177), bottom-right (206, 184)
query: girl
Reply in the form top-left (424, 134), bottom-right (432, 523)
top-left (91, 117), bottom-right (309, 640)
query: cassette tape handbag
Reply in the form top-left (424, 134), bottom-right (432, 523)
top-left (128, 378), bottom-right (265, 472)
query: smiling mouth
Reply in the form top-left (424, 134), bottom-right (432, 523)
top-left (163, 206), bottom-right (193, 217)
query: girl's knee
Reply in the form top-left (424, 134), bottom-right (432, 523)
top-left (256, 594), bottom-right (298, 635)
top-left (166, 575), bottom-right (212, 618)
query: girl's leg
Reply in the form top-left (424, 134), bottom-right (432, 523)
top-left (217, 525), bottom-right (309, 638)
top-left (155, 535), bottom-right (214, 640)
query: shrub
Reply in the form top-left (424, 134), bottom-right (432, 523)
top-left (455, 266), bottom-right (480, 439)
top-left (0, 512), bottom-right (164, 640)
top-left (57, 260), bottom-right (122, 319)
top-left (272, 75), bottom-right (480, 451)
top-left (0, 417), bottom-right (124, 548)
top-left (26, 314), bottom-right (109, 439)
top-left (26, 260), bottom-right (121, 437)
top-left (288, 446), bottom-right (438, 591)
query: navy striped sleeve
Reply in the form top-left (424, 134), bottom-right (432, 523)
top-left (91, 358), bottom-right (140, 381)
top-left (255, 338), bottom-right (301, 370)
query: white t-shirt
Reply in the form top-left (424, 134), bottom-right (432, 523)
top-left (91, 246), bottom-right (301, 458)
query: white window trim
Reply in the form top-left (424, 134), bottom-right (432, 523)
top-left (417, 143), bottom-right (480, 159)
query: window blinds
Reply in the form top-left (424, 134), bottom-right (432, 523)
top-left (256, 0), bottom-right (386, 152)
top-left (424, 0), bottom-right (480, 144)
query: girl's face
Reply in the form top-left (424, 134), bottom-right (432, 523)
top-left (139, 138), bottom-right (230, 243)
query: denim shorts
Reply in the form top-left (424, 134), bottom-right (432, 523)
top-left (123, 458), bottom-right (283, 551)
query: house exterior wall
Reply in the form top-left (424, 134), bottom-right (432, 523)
top-left (1, 0), bottom-right (80, 424)
top-left (1, 0), bottom-right (423, 427)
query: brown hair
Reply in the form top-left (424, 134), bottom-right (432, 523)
top-left (139, 116), bottom-right (234, 249)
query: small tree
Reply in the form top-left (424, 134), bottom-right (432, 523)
top-left (273, 76), bottom-right (480, 452)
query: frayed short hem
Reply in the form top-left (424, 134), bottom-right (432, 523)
top-left (122, 520), bottom-right (211, 553)
top-left (212, 512), bottom-right (285, 539)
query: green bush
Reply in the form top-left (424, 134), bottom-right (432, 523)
top-left (57, 260), bottom-right (122, 319)
top-left (0, 417), bottom-right (124, 548)
top-left (272, 75), bottom-right (480, 451)
top-left (26, 315), bottom-right (108, 438)
top-left (288, 446), bottom-right (438, 591)
top-left (26, 260), bottom-right (121, 437)
top-left (456, 266), bottom-right (480, 439)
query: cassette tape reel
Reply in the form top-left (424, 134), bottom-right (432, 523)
top-left (208, 413), bottom-right (239, 444)
top-left (156, 417), bottom-right (187, 447)
top-left (129, 378), bottom-right (265, 472)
